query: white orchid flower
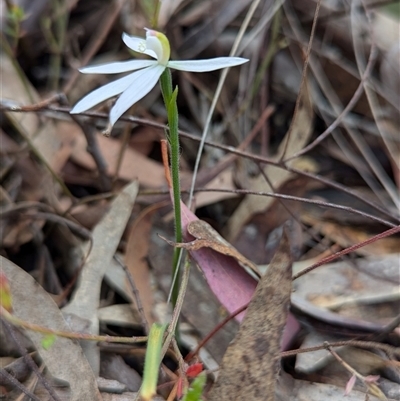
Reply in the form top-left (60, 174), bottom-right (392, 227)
top-left (70, 28), bottom-right (248, 128)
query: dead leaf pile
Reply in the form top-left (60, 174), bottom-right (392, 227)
top-left (1, 1), bottom-right (399, 401)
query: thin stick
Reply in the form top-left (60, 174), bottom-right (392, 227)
top-left (280, 339), bottom-right (400, 358)
top-left (161, 257), bottom-right (191, 358)
top-left (187, 0), bottom-right (262, 209)
top-left (1, 307), bottom-right (147, 344)
top-left (194, 188), bottom-right (396, 228)
top-left (62, 0), bottom-right (127, 95)
top-left (0, 368), bottom-right (42, 401)
top-left (2, 104), bottom-right (398, 222)
top-left (68, 115), bottom-right (112, 192)
top-left (292, 225), bottom-right (400, 280)
top-left (185, 304), bottom-right (248, 362)
top-left (285, 32), bottom-right (378, 161)
top-left (324, 342), bottom-right (385, 398)
top-left (113, 254), bottom-right (149, 335)
top-left (279, 0), bottom-right (321, 160)
top-left (2, 318), bottom-right (61, 401)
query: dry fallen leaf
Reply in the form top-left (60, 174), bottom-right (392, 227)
top-left (63, 180), bottom-right (139, 373)
top-left (226, 81), bottom-right (314, 241)
top-left (1, 54), bottom-right (73, 174)
top-left (71, 134), bottom-right (170, 188)
top-left (162, 219), bottom-right (261, 278)
top-left (301, 212), bottom-right (400, 256)
top-left (1, 257), bottom-right (102, 401)
top-left (124, 211), bottom-right (156, 328)
top-left (177, 200), bottom-right (258, 322)
top-left (289, 378), bottom-right (395, 401)
top-left (207, 229), bottom-right (292, 401)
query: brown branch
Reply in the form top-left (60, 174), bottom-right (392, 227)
top-left (113, 254), bottom-right (150, 335)
top-left (292, 225), bottom-right (400, 280)
top-left (284, 21), bottom-right (379, 161)
top-left (279, 0), bottom-right (321, 160)
top-left (2, 318), bottom-right (61, 401)
top-left (69, 114), bottom-right (112, 192)
top-left (2, 104), bottom-right (398, 223)
top-left (0, 368), bottom-right (42, 401)
top-left (280, 339), bottom-right (400, 358)
top-left (62, 0), bottom-right (128, 95)
top-left (195, 188), bottom-right (397, 228)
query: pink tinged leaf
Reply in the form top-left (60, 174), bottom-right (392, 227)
top-left (281, 312), bottom-right (301, 351)
top-left (178, 200), bottom-right (300, 350)
top-left (177, 377), bottom-right (185, 398)
top-left (345, 375), bottom-right (357, 395)
top-left (179, 201), bottom-right (257, 322)
top-left (365, 375), bottom-right (380, 383)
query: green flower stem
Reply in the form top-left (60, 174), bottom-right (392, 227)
top-left (160, 67), bottom-right (173, 102)
top-left (140, 323), bottom-right (168, 401)
top-left (160, 68), bottom-right (182, 306)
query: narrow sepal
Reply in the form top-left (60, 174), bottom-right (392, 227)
top-left (79, 59), bottom-right (155, 74)
top-left (70, 72), bottom-right (140, 114)
top-left (109, 64), bottom-right (165, 126)
top-left (167, 57), bottom-right (248, 72)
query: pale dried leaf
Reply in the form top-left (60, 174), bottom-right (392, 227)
top-left (63, 180), bottom-right (139, 373)
top-left (290, 378), bottom-right (395, 400)
top-left (226, 83), bottom-right (314, 241)
top-left (1, 257), bottom-right (102, 401)
top-left (208, 230), bottom-right (292, 400)
top-left (71, 134), bottom-right (168, 187)
top-left (1, 54), bottom-right (67, 172)
top-left (124, 212), bottom-right (155, 327)
top-left (98, 304), bottom-right (141, 328)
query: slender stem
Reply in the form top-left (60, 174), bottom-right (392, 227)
top-left (159, 68), bottom-right (183, 306)
top-left (0, 307), bottom-right (147, 344)
top-left (187, 0), bottom-right (263, 209)
top-left (0, 32), bottom-right (35, 103)
top-left (0, 369), bottom-right (42, 401)
top-left (160, 67), bottom-right (173, 102)
top-left (141, 323), bottom-right (168, 401)
top-left (151, 0), bottom-right (162, 29)
top-left (161, 257), bottom-right (191, 358)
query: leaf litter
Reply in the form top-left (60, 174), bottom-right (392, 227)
top-left (1, 1), bottom-right (400, 400)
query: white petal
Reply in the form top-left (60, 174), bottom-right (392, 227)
top-left (79, 59), bottom-right (156, 74)
top-left (145, 35), bottom-right (164, 61)
top-left (109, 64), bottom-right (165, 126)
top-left (167, 57), bottom-right (248, 72)
top-left (70, 72), bottom-right (140, 114)
top-left (122, 33), bottom-right (157, 59)
top-left (144, 29), bottom-right (170, 65)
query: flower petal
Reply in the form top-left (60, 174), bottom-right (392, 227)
top-left (109, 64), bottom-right (165, 126)
top-left (167, 57), bottom-right (248, 72)
top-left (122, 33), bottom-right (157, 59)
top-left (145, 29), bottom-right (170, 65)
top-left (70, 72), bottom-right (140, 114)
top-left (79, 59), bottom-right (156, 74)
